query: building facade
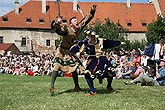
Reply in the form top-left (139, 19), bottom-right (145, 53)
top-left (0, 0), bottom-right (165, 54)
top-left (0, 28), bottom-right (58, 54)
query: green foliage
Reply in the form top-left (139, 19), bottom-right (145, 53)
top-left (54, 17), bottom-right (148, 51)
top-left (129, 39), bottom-right (147, 51)
top-left (146, 14), bottom-right (165, 44)
top-left (1, 74), bottom-right (165, 110)
top-left (89, 18), bottom-right (128, 41)
top-left (83, 18), bottom-right (146, 51)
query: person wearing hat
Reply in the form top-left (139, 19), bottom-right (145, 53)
top-left (82, 31), bottom-right (117, 96)
top-left (50, 4), bottom-right (97, 96)
top-left (69, 30), bottom-right (120, 95)
top-left (124, 60), bottom-right (165, 86)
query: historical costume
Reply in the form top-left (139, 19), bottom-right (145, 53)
top-left (50, 4), bottom-right (97, 96)
top-left (76, 30), bottom-right (121, 96)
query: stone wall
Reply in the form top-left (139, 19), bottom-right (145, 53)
top-left (127, 33), bottom-right (146, 42)
top-left (0, 29), bottom-right (146, 54)
top-left (0, 29), bottom-right (59, 54)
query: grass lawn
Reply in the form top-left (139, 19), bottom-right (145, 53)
top-left (0, 74), bottom-right (165, 110)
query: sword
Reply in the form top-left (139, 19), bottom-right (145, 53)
top-left (50, 0), bottom-right (62, 30)
top-left (57, 0), bottom-right (60, 18)
top-left (56, 0), bottom-right (62, 22)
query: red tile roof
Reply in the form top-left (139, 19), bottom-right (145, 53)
top-left (0, 43), bottom-right (15, 50)
top-left (158, 0), bottom-right (165, 17)
top-left (0, 43), bottom-right (21, 54)
top-left (0, 1), bottom-right (157, 32)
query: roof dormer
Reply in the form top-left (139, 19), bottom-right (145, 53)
top-left (62, 19), bottom-right (67, 24)
top-left (2, 17), bottom-right (8, 22)
top-left (126, 19), bottom-right (132, 27)
top-left (141, 20), bottom-right (147, 27)
top-left (26, 18), bottom-right (32, 23)
top-left (39, 18), bottom-right (45, 24)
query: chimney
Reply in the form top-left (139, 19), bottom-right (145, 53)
top-left (42, 0), bottom-right (46, 14)
top-left (15, 0), bottom-right (19, 14)
top-left (73, 0), bottom-right (78, 12)
top-left (149, 0), bottom-right (163, 17)
top-left (148, 0), bottom-right (153, 3)
top-left (126, 0), bottom-right (131, 9)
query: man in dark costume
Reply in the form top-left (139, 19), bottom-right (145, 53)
top-left (82, 31), bottom-right (120, 96)
top-left (71, 30), bottom-right (121, 96)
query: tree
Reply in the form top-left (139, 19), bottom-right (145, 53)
top-left (89, 18), bottom-right (128, 41)
top-left (80, 18), bottom-right (146, 51)
top-left (146, 14), bottom-right (165, 44)
top-left (82, 18), bottom-right (131, 51)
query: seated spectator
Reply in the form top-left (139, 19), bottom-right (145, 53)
top-left (19, 64), bottom-right (27, 76)
top-left (44, 57), bottom-right (52, 75)
top-left (13, 59), bottom-right (20, 75)
top-left (8, 64), bottom-right (14, 74)
top-left (115, 56), bottom-right (126, 78)
top-left (132, 51), bottom-right (141, 63)
top-left (122, 62), bottom-right (136, 79)
top-left (38, 63), bottom-right (44, 75)
top-left (31, 63), bottom-right (40, 76)
top-left (129, 49), bottom-right (136, 62)
top-left (0, 67), bottom-right (5, 74)
top-left (4, 64), bottom-right (10, 74)
top-left (129, 62), bottom-right (144, 79)
top-left (27, 68), bottom-right (34, 76)
top-left (124, 60), bottom-right (165, 86)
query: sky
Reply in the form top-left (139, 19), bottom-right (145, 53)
top-left (0, 0), bottom-right (148, 16)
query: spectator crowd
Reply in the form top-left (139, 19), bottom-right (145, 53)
top-left (0, 40), bottom-right (165, 85)
top-left (0, 52), bottom-right (54, 76)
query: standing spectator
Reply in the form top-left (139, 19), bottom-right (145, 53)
top-left (154, 39), bottom-right (165, 61)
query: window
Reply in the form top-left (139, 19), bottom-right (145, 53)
top-left (62, 19), bottom-right (67, 24)
top-left (141, 20), bottom-right (147, 27)
top-left (126, 19), bottom-right (132, 27)
top-left (39, 19), bottom-right (44, 24)
top-left (46, 40), bottom-right (50, 46)
top-left (0, 36), bottom-right (3, 43)
top-left (21, 37), bottom-right (26, 46)
top-left (142, 22), bottom-right (147, 27)
top-left (2, 17), bottom-right (8, 22)
top-left (127, 22), bottom-right (132, 27)
top-left (26, 18), bottom-right (32, 23)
